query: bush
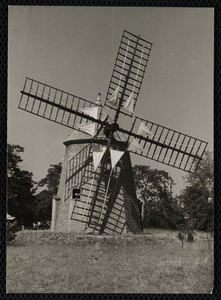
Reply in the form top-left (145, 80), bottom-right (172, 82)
top-left (187, 232), bottom-right (194, 242)
top-left (177, 232), bottom-right (185, 241)
top-left (7, 220), bottom-right (20, 242)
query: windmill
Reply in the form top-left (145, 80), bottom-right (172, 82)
top-left (18, 30), bottom-right (208, 235)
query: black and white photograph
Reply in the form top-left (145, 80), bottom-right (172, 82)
top-left (7, 6), bottom-right (214, 293)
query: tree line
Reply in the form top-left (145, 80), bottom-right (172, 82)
top-left (7, 144), bottom-right (61, 228)
top-left (134, 150), bottom-right (213, 233)
top-left (7, 143), bottom-right (213, 233)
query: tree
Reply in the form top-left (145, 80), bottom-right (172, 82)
top-left (7, 144), bottom-right (36, 227)
top-left (133, 165), bottom-right (181, 229)
top-left (179, 151), bottom-right (213, 231)
top-left (8, 144), bottom-right (23, 176)
top-left (34, 162), bottom-right (62, 225)
top-left (183, 151), bottom-right (213, 191)
top-left (38, 163), bottom-right (62, 195)
top-left (34, 190), bottom-right (53, 225)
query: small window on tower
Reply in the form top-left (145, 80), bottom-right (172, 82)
top-left (72, 188), bottom-right (81, 199)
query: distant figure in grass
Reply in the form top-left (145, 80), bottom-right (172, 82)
top-left (177, 231), bottom-right (194, 248)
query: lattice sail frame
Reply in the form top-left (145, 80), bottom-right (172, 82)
top-left (18, 77), bottom-right (104, 135)
top-left (66, 144), bottom-right (142, 235)
top-left (105, 30), bottom-right (152, 117)
top-left (70, 157), bottom-right (128, 235)
top-left (117, 116), bottom-right (208, 173)
top-left (65, 144), bottom-right (94, 200)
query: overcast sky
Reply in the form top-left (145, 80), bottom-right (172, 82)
top-left (8, 6), bottom-right (214, 194)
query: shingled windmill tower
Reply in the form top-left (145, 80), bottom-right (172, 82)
top-left (18, 30), bottom-right (208, 235)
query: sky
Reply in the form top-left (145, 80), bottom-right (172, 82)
top-left (8, 6), bottom-right (214, 195)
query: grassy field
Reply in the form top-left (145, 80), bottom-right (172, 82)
top-left (6, 230), bottom-right (213, 293)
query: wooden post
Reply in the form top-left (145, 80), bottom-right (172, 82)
top-left (51, 196), bottom-right (60, 232)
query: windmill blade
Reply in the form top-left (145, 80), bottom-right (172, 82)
top-left (65, 144), bottom-right (94, 200)
top-left (105, 30), bottom-right (152, 117)
top-left (118, 116), bottom-right (208, 173)
top-left (18, 77), bottom-right (107, 134)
